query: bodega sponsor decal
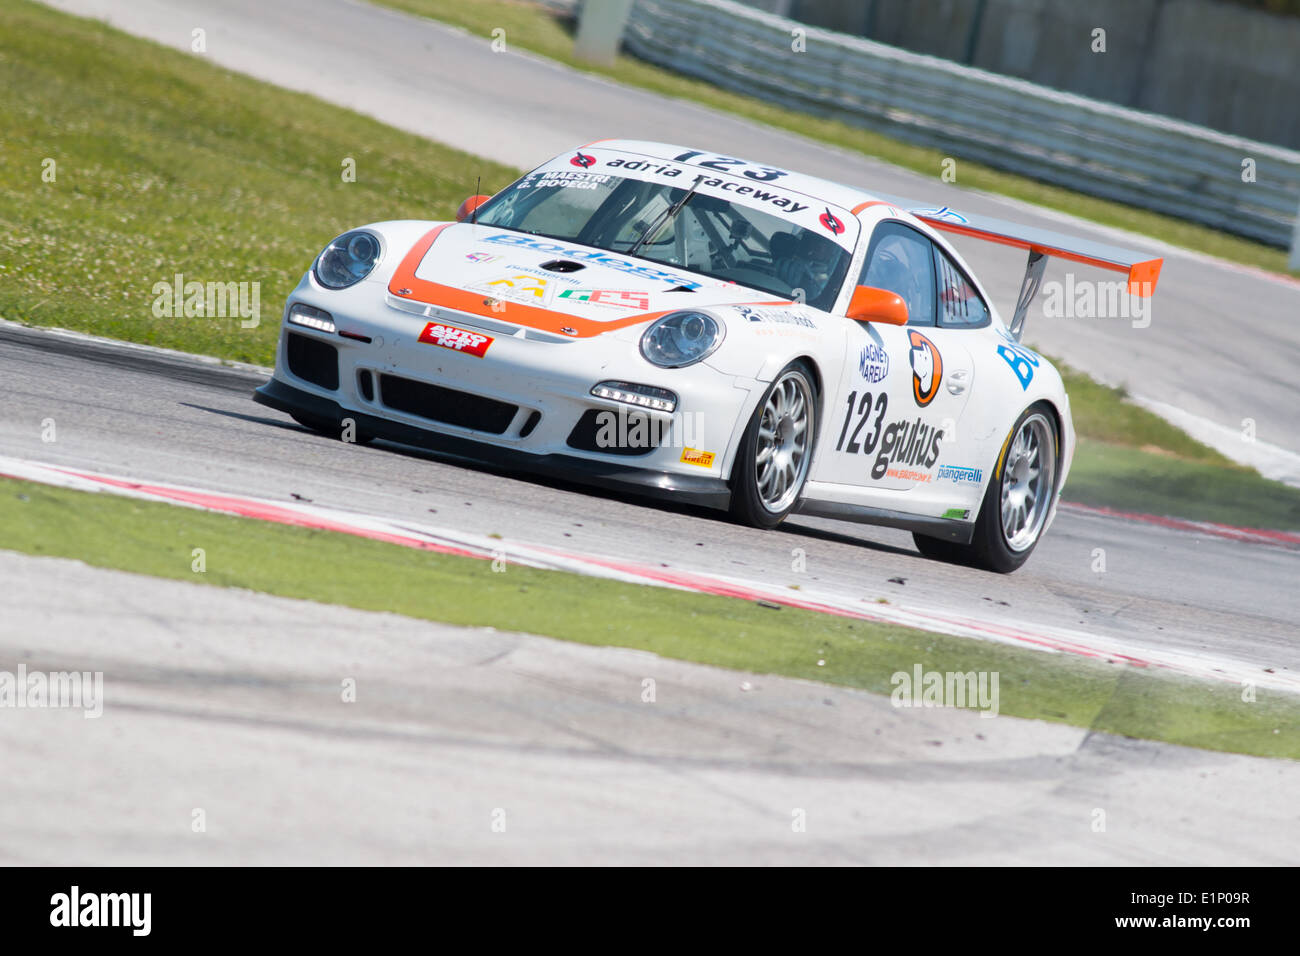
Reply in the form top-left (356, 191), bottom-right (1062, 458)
top-left (858, 341), bottom-right (889, 383)
top-left (870, 417), bottom-right (944, 481)
top-left (680, 447), bottom-right (716, 468)
top-left (908, 330), bottom-right (942, 407)
top-left (418, 322), bottom-right (493, 357)
top-left (482, 234), bottom-right (703, 290)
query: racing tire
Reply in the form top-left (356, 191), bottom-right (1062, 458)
top-left (290, 411), bottom-right (375, 445)
top-left (912, 402), bottom-right (1059, 573)
top-left (729, 362), bottom-right (817, 529)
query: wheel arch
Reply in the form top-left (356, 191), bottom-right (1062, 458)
top-left (992, 396), bottom-right (1064, 481)
top-left (726, 355), bottom-right (824, 487)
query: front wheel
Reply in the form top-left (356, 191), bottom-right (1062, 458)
top-left (729, 363), bottom-right (817, 529)
top-left (913, 403), bottom-right (1058, 573)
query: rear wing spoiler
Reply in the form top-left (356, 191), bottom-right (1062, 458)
top-left (874, 199), bottom-right (1163, 341)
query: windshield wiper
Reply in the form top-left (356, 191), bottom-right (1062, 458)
top-left (628, 175), bottom-right (704, 257)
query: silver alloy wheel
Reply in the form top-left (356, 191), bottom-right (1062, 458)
top-left (754, 370), bottom-right (813, 513)
top-left (999, 412), bottom-right (1057, 552)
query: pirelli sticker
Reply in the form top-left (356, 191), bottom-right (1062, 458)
top-left (680, 447), bottom-right (716, 468)
top-left (418, 322), bottom-right (493, 357)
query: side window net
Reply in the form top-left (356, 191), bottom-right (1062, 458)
top-left (935, 249), bottom-right (990, 328)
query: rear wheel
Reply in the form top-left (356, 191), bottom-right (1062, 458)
top-left (912, 403), bottom-right (1058, 572)
top-left (729, 363), bottom-right (817, 529)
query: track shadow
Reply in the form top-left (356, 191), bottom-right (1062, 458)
top-left (179, 403), bottom-right (306, 432)
top-left (190, 400), bottom-right (918, 558)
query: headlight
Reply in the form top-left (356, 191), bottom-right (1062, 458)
top-left (287, 303), bottom-right (336, 333)
top-left (313, 230), bottom-right (382, 289)
top-left (640, 311), bottom-right (724, 368)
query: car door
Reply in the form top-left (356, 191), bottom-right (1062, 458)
top-left (810, 221), bottom-right (977, 509)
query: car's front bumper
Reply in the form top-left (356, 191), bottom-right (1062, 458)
top-left (254, 374), bottom-right (733, 509)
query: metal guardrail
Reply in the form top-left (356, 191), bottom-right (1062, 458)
top-left (618, 0), bottom-right (1300, 257)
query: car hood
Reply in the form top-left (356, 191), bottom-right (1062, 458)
top-left (386, 223), bottom-right (785, 336)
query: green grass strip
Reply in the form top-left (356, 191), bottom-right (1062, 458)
top-left (0, 0), bottom-right (518, 366)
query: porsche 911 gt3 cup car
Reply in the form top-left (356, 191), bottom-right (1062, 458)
top-left (254, 140), bottom-right (1162, 571)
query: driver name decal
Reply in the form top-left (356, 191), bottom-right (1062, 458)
top-left (871, 417), bottom-right (944, 480)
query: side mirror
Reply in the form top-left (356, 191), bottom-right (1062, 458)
top-left (846, 286), bottom-right (909, 325)
top-left (455, 194), bottom-right (492, 223)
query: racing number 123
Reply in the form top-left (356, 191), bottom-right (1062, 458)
top-left (672, 151), bottom-right (787, 182)
top-left (836, 391), bottom-right (888, 454)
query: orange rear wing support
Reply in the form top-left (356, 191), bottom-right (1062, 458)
top-left (877, 200), bottom-right (1164, 341)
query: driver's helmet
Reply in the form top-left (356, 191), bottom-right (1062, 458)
top-left (769, 230), bottom-right (832, 300)
top-left (867, 236), bottom-right (920, 298)
top-left (799, 230), bottom-right (835, 276)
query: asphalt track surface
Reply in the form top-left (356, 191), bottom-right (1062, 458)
top-left (41, 0), bottom-right (1300, 485)
top-left (2, 324), bottom-right (1297, 682)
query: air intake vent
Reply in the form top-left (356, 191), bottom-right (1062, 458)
top-left (286, 333), bottom-right (339, 391)
top-left (379, 374), bottom-right (517, 434)
top-left (519, 410), bottom-right (542, 438)
top-left (540, 259), bottom-right (585, 273)
top-left (567, 409), bottom-right (663, 456)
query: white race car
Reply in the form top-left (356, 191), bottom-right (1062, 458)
top-left (255, 140), bottom-right (1162, 571)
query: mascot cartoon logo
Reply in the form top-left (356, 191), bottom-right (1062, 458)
top-left (908, 330), bottom-right (942, 407)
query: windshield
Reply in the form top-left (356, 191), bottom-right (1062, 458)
top-left (472, 170), bottom-right (853, 312)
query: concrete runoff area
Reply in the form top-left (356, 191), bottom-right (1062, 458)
top-left (2, 549), bottom-right (1297, 865)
